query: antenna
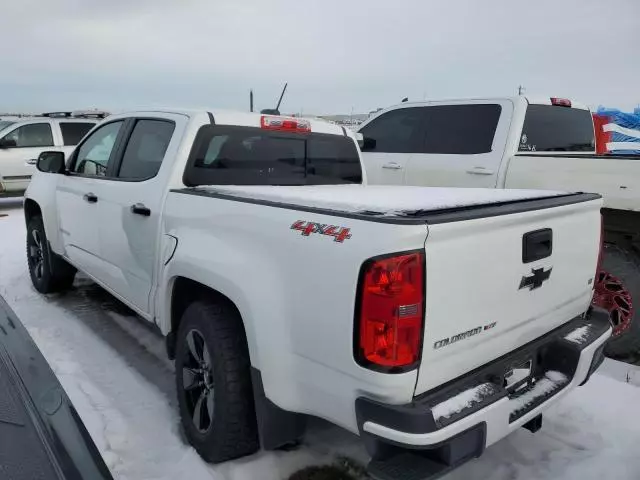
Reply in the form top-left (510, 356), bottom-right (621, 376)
top-left (518, 85), bottom-right (525, 95)
top-left (275, 83), bottom-right (288, 112)
top-left (260, 82), bottom-right (288, 115)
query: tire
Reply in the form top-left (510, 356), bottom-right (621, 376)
top-left (175, 300), bottom-right (259, 463)
top-left (598, 244), bottom-right (640, 358)
top-left (26, 216), bottom-right (76, 294)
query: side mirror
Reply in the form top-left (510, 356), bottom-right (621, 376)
top-left (361, 137), bottom-right (376, 151)
top-left (0, 138), bottom-right (17, 148)
top-left (37, 151), bottom-right (66, 174)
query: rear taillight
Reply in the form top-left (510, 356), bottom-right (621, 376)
top-left (355, 251), bottom-right (425, 371)
top-left (261, 115), bottom-right (311, 133)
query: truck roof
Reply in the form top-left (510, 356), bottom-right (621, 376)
top-left (375, 96), bottom-right (590, 113)
top-left (105, 109), bottom-right (349, 136)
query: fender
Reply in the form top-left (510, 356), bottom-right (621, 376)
top-left (157, 227), bottom-right (295, 393)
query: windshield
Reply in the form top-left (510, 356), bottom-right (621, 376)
top-left (519, 105), bottom-right (595, 152)
top-left (185, 125), bottom-right (363, 186)
top-left (0, 120), bottom-right (15, 132)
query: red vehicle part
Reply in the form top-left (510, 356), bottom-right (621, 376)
top-left (592, 270), bottom-right (634, 337)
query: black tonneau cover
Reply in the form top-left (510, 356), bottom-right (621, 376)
top-left (171, 188), bottom-right (601, 226)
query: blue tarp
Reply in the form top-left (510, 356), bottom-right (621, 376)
top-left (596, 107), bottom-right (640, 154)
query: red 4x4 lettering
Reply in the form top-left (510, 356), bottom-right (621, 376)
top-left (291, 220), bottom-right (352, 243)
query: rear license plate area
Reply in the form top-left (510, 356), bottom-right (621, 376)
top-left (504, 359), bottom-right (533, 393)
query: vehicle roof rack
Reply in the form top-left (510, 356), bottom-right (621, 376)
top-left (40, 110), bottom-right (109, 119)
top-left (41, 112), bottom-right (73, 118)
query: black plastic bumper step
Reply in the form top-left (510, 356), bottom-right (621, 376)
top-left (368, 452), bottom-right (454, 480)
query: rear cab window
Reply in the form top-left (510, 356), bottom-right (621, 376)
top-left (519, 105), bottom-right (595, 152)
top-left (184, 126), bottom-right (362, 186)
top-left (422, 104), bottom-right (502, 154)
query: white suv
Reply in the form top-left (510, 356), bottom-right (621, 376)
top-left (0, 113), bottom-right (103, 195)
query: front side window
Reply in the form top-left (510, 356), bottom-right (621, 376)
top-left (71, 121), bottom-right (123, 176)
top-left (60, 122), bottom-right (95, 146)
top-left (519, 105), bottom-right (595, 152)
top-left (358, 108), bottom-right (425, 153)
top-left (117, 120), bottom-right (174, 180)
top-left (1, 123), bottom-right (53, 148)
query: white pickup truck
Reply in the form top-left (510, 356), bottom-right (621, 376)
top-left (24, 109), bottom-right (610, 480)
top-left (359, 96), bottom-right (640, 357)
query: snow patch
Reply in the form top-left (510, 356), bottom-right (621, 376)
top-left (197, 185), bottom-right (567, 217)
top-left (432, 383), bottom-right (496, 421)
top-left (564, 325), bottom-right (591, 344)
top-left (510, 371), bottom-right (568, 414)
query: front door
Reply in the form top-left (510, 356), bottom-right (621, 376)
top-left (358, 107), bottom-right (426, 185)
top-left (0, 122), bottom-right (56, 192)
top-left (96, 114), bottom-right (183, 315)
top-left (56, 120), bottom-right (126, 278)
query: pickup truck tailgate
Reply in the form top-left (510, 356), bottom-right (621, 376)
top-left (415, 195), bottom-right (602, 395)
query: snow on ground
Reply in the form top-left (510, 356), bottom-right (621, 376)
top-left (2, 199), bottom-right (640, 480)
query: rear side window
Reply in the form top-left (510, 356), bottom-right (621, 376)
top-left (519, 105), bottom-right (595, 152)
top-left (60, 122), bottom-right (95, 145)
top-left (422, 104), bottom-right (502, 154)
top-left (358, 108), bottom-right (425, 153)
top-left (185, 126), bottom-right (362, 186)
top-left (2, 123), bottom-right (53, 148)
top-left (118, 120), bottom-right (175, 180)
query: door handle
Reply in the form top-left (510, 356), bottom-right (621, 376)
top-left (382, 162), bottom-right (403, 170)
top-left (465, 167), bottom-right (495, 176)
top-left (83, 192), bottom-right (98, 203)
top-left (26, 158), bottom-right (37, 166)
top-left (131, 203), bottom-right (151, 217)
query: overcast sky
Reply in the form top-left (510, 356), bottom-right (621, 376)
top-left (2, 0), bottom-right (639, 114)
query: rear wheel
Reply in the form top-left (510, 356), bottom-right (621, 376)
top-left (175, 300), bottom-right (259, 463)
top-left (594, 244), bottom-right (640, 358)
top-left (26, 216), bottom-right (76, 293)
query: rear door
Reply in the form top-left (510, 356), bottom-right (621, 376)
top-left (96, 114), bottom-right (185, 315)
top-left (358, 107), bottom-right (425, 184)
top-left (0, 122), bottom-right (56, 192)
top-left (415, 196), bottom-right (602, 394)
top-left (403, 100), bottom-right (513, 187)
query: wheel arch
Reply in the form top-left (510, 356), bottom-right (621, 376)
top-left (602, 208), bottom-right (640, 249)
top-left (24, 198), bottom-right (42, 225)
top-left (166, 276), bottom-right (253, 361)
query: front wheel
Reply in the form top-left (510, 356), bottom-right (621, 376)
top-left (26, 216), bottom-right (76, 293)
top-left (175, 300), bottom-right (259, 463)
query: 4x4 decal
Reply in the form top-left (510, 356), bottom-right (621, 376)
top-left (291, 220), bottom-right (352, 243)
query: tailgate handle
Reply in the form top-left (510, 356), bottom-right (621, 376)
top-left (522, 228), bottom-right (553, 263)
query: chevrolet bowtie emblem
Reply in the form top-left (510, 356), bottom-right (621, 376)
top-left (519, 267), bottom-right (552, 291)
